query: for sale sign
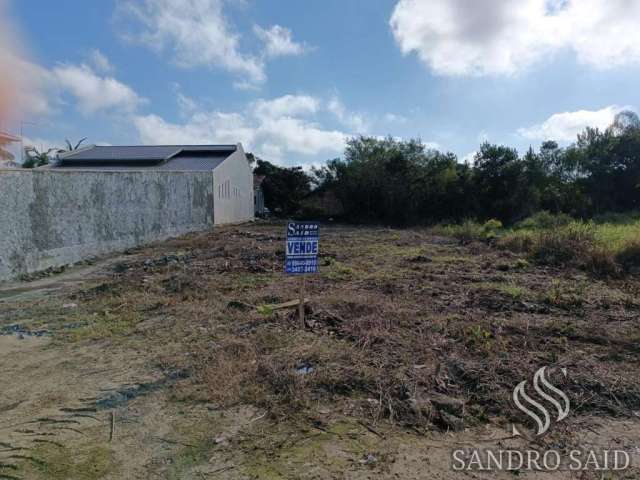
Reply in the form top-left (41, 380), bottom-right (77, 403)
top-left (285, 222), bottom-right (319, 274)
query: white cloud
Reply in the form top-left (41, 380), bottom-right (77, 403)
top-left (253, 94), bottom-right (319, 118)
top-left (390, 0), bottom-right (640, 76)
top-left (327, 96), bottom-right (368, 133)
top-left (88, 49), bottom-right (114, 73)
top-left (461, 151), bottom-right (477, 164)
top-left (53, 63), bottom-right (144, 114)
top-left (133, 93), bottom-right (350, 162)
top-left (254, 24), bottom-right (307, 58)
top-left (134, 111), bottom-right (256, 145)
top-left (14, 59), bottom-right (56, 117)
top-left (383, 113), bottom-right (407, 123)
top-left (176, 92), bottom-right (198, 116)
top-left (4, 55), bottom-right (140, 120)
top-left (118, 0), bottom-right (265, 85)
top-left (518, 105), bottom-right (632, 142)
top-left (257, 115), bottom-right (346, 156)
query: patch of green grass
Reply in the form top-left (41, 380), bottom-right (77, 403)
top-left (325, 261), bottom-right (356, 281)
top-left (256, 304), bottom-right (275, 316)
top-left (433, 255), bottom-right (468, 264)
top-left (595, 223), bottom-right (640, 253)
top-left (495, 216), bottom-right (640, 275)
top-left (20, 443), bottom-right (113, 480)
top-left (463, 325), bottom-right (498, 353)
top-left (63, 308), bottom-right (142, 342)
top-left (429, 219), bottom-right (503, 243)
top-left (241, 421), bottom-right (374, 480)
top-left (232, 273), bottom-right (275, 290)
top-left (475, 282), bottom-right (531, 299)
top-left (541, 280), bottom-right (586, 309)
top-left (167, 438), bottom-right (213, 480)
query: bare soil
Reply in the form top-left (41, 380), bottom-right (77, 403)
top-left (1, 222), bottom-right (639, 479)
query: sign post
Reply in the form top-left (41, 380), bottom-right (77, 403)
top-left (285, 221), bottom-right (319, 327)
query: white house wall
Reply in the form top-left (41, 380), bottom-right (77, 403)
top-left (212, 144), bottom-right (254, 225)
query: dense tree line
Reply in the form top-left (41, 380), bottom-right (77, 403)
top-left (256, 110), bottom-right (640, 225)
top-left (253, 159), bottom-right (311, 216)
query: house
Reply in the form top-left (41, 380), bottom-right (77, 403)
top-left (254, 174), bottom-right (266, 216)
top-left (53, 143), bottom-right (254, 225)
top-left (0, 131), bottom-right (20, 168)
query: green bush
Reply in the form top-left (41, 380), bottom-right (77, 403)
top-left (455, 220), bottom-right (483, 244)
top-left (497, 230), bottom-right (535, 253)
top-left (531, 223), bottom-right (596, 265)
top-left (593, 211), bottom-right (640, 225)
top-left (584, 247), bottom-right (620, 277)
top-left (482, 219), bottom-right (503, 240)
top-left (516, 211), bottom-right (572, 230)
top-left (615, 241), bottom-right (640, 272)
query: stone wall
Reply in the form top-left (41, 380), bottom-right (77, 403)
top-left (0, 170), bottom-right (215, 281)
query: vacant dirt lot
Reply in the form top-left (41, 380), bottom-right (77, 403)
top-left (1, 222), bottom-right (639, 479)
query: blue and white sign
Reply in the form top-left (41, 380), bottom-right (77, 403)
top-left (285, 221), bottom-right (319, 274)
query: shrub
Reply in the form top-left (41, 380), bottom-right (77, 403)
top-left (615, 241), bottom-right (640, 273)
top-left (516, 211), bottom-right (572, 230)
top-left (584, 247), bottom-right (620, 277)
top-left (593, 211), bottom-right (640, 225)
top-left (482, 219), bottom-right (503, 240)
top-left (449, 220), bottom-right (484, 244)
top-left (497, 231), bottom-right (536, 253)
top-left (531, 224), bottom-right (596, 265)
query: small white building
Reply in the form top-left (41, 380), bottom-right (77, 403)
top-left (54, 143), bottom-right (254, 225)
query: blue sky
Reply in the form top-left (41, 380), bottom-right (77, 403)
top-left (2, 0), bottom-right (640, 166)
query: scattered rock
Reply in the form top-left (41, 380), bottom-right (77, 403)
top-left (62, 303), bottom-right (78, 309)
top-left (295, 362), bottom-right (315, 375)
top-left (359, 453), bottom-right (378, 465)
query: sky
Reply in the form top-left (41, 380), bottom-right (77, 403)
top-left (2, 0), bottom-right (640, 167)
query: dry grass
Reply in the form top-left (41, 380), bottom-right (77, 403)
top-left (11, 222), bottom-right (639, 434)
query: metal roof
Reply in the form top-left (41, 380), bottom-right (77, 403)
top-left (56, 144), bottom-right (237, 170)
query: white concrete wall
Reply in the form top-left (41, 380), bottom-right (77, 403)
top-left (212, 144), bottom-right (254, 225)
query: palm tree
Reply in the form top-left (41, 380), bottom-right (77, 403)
top-left (22, 146), bottom-right (56, 168)
top-left (58, 137), bottom-right (87, 154)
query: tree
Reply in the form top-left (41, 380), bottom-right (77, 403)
top-left (57, 137), bottom-right (86, 154)
top-left (253, 159), bottom-right (312, 215)
top-left (609, 110), bottom-right (640, 136)
top-left (22, 146), bottom-right (55, 168)
top-left (472, 143), bottom-right (529, 222)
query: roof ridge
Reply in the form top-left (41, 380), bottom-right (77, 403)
top-left (89, 144), bottom-right (237, 148)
